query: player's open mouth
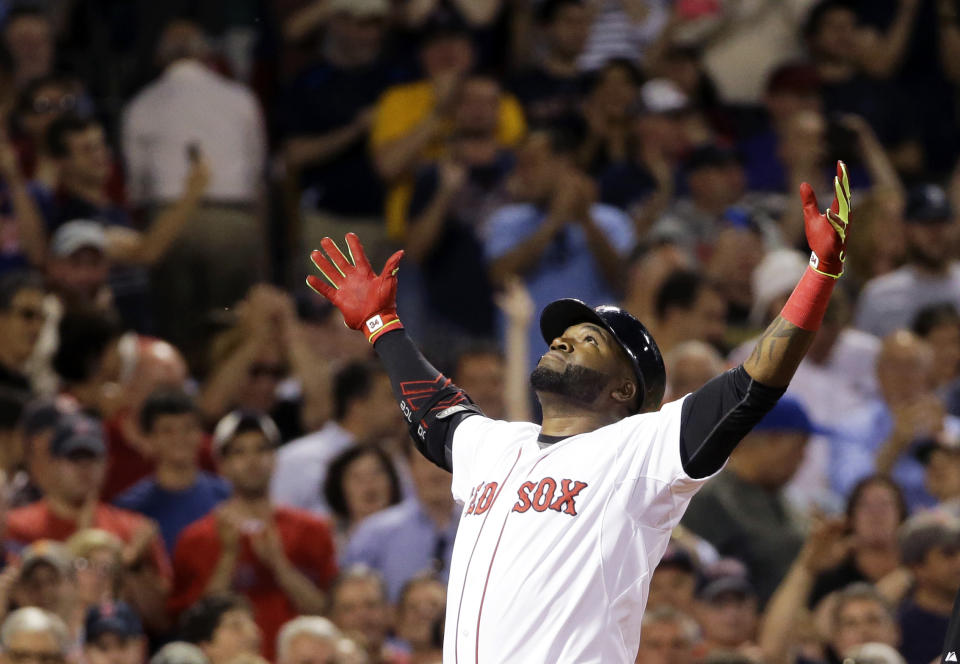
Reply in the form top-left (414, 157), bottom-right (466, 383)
top-left (540, 350), bottom-right (566, 365)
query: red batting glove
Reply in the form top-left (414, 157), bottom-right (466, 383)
top-left (306, 233), bottom-right (404, 344)
top-left (800, 160), bottom-right (850, 279)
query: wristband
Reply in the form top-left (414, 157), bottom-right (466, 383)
top-left (364, 311), bottom-right (403, 344)
top-left (780, 267), bottom-right (836, 331)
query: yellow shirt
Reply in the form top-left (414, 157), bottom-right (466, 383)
top-left (371, 80), bottom-right (526, 239)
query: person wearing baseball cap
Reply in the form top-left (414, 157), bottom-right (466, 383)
top-left (169, 410), bottom-right (336, 661)
top-left (682, 396), bottom-right (824, 602)
top-left (693, 560), bottom-right (759, 657)
top-left (5, 413), bottom-right (171, 633)
top-left (855, 183), bottom-right (960, 337)
top-left (83, 601), bottom-right (146, 664)
top-left (10, 540), bottom-right (73, 617)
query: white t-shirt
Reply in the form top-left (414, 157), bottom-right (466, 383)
top-left (443, 397), bottom-right (713, 663)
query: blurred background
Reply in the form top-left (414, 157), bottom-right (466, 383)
top-left (0, 0), bottom-right (954, 663)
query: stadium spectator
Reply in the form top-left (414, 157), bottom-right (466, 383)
top-left (179, 594), bottom-right (262, 664)
top-left (578, 59), bottom-right (642, 174)
top-left (809, 477), bottom-right (906, 607)
top-left (485, 129), bottom-right (634, 371)
top-left (0, 134), bottom-right (50, 272)
top-left (682, 397), bottom-right (815, 602)
top-left (343, 443), bottom-right (459, 601)
top-left (169, 411), bottom-right (337, 661)
top-left (199, 285), bottom-right (332, 440)
top-left (99, 337), bottom-right (199, 501)
top-left (916, 434), bottom-right (960, 515)
top-left (651, 269), bottom-right (727, 357)
top-left (404, 75), bottom-right (517, 343)
top-left (647, 542), bottom-right (700, 615)
top-left (576, 0), bottom-right (668, 72)
top-left (12, 398), bottom-right (76, 507)
top-left (65, 529), bottom-right (125, 613)
top-left (327, 567), bottom-right (404, 664)
top-left (51, 307), bottom-right (123, 413)
top-left (37, 114), bottom-right (211, 331)
top-left (1, 7), bottom-right (56, 91)
top-left (371, 17), bottom-right (525, 239)
top-left (9, 76), bottom-right (80, 186)
top-left (0, 608), bottom-right (70, 664)
top-left (897, 512), bottom-right (960, 664)
top-left (5, 413), bottom-right (170, 631)
top-left (115, 388), bottom-right (230, 553)
top-left (829, 330), bottom-right (951, 509)
top-left (802, 0), bottom-right (918, 162)
top-left (635, 605), bottom-right (700, 664)
top-left (276, 616), bottom-right (354, 664)
top-left (322, 445), bottom-right (403, 549)
top-left (281, 0), bottom-right (393, 240)
top-left (693, 563), bottom-right (760, 657)
top-left (10, 541), bottom-right (73, 625)
top-left (0, 272), bottom-right (45, 399)
top-left (761, 520), bottom-right (902, 664)
top-left (663, 340), bottom-right (725, 402)
top-left (148, 642), bottom-right (208, 664)
top-left (912, 303), bottom-right (960, 396)
top-left (855, 184), bottom-right (960, 338)
top-left (508, 0), bottom-right (590, 131)
top-left (448, 343), bottom-right (506, 421)
top-left (393, 575), bottom-right (445, 661)
top-left (82, 601), bottom-right (147, 664)
top-left (122, 19), bottom-right (267, 353)
top-left (272, 361), bottom-right (400, 515)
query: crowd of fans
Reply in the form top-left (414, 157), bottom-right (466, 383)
top-left (0, 0), bottom-right (955, 663)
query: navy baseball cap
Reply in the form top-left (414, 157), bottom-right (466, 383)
top-left (751, 396), bottom-right (826, 435)
top-left (85, 602), bottom-right (143, 641)
top-left (905, 184), bottom-right (952, 223)
top-left (49, 413), bottom-right (105, 457)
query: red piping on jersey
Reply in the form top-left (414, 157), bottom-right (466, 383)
top-left (455, 448), bottom-right (523, 664)
top-left (474, 453), bottom-right (553, 662)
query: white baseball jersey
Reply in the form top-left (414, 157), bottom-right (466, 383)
top-left (443, 396), bottom-right (715, 663)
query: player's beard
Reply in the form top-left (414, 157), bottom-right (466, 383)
top-left (530, 363), bottom-right (609, 406)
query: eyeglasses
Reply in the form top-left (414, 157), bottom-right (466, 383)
top-left (3, 650), bottom-right (64, 664)
top-left (29, 95), bottom-right (76, 115)
top-left (73, 558), bottom-right (117, 576)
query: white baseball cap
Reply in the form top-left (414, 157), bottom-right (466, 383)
top-left (49, 220), bottom-right (107, 257)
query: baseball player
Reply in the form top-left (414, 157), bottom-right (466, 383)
top-left (307, 162), bottom-right (852, 663)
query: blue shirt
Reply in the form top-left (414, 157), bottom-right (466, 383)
top-left (484, 202), bottom-right (635, 371)
top-left (114, 472), bottom-right (230, 553)
top-left (343, 499), bottom-right (461, 602)
top-left (828, 399), bottom-right (947, 510)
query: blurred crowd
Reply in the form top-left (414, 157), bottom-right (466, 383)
top-left (0, 0), bottom-right (955, 663)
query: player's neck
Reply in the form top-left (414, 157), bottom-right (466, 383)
top-left (539, 400), bottom-right (620, 437)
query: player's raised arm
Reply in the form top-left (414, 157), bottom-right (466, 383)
top-left (306, 234), bottom-right (481, 472)
top-left (676, 162), bottom-right (851, 479)
top-left (742, 162), bottom-right (851, 386)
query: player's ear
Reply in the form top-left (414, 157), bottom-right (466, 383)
top-left (611, 380), bottom-right (636, 408)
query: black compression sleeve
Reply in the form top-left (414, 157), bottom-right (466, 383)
top-left (679, 365), bottom-right (786, 479)
top-left (373, 329), bottom-right (481, 472)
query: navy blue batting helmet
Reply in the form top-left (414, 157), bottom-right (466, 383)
top-left (539, 299), bottom-right (666, 414)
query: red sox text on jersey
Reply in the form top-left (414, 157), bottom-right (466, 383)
top-left (464, 478), bottom-right (589, 517)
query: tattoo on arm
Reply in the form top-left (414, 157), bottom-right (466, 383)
top-left (743, 315), bottom-right (815, 388)
top-left (746, 317), bottom-right (796, 365)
